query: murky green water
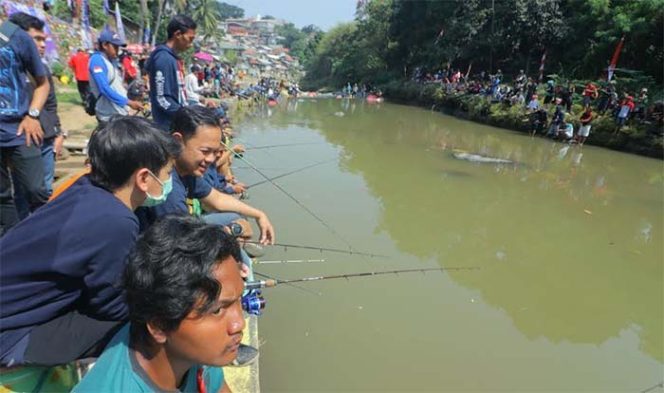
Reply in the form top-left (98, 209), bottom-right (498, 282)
top-left (234, 99), bottom-right (663, 392)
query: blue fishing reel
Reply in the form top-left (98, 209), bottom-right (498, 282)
top-left (242, 289), bottom-right (266, 316)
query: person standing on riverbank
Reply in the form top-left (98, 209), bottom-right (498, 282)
top-left (11, 12), bottom-right (65, 218)
top-left (89, 29), bottom-right (144, 128)
top-left (68, 48), bottom-right (90, 103)
top-left (615, 94), bottom-right (635, 133)
top-left (0, 12), bottom-right (50, 235)
top-left (146, 15), bottom-right (197, 131)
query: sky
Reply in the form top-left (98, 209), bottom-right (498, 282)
top-left (229, 0), bottom-right (358, 30)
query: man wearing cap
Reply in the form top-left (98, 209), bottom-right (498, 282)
top-left (88, 29), bottom-right (143, 127)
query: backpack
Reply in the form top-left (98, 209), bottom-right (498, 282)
top-left (85, 56), bottom-right (117, 116)
top-left (84, 91), bottom-right (97, 116)
top-left (0, 21), bottom-right (18, 48)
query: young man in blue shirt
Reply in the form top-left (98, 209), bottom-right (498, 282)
top-left (138, 105), bottom-right (275, 245)
top-left (0, 117), bottom-right (180, 367)
top-left (11, 12), bottom-right (65, 217)
top-left (75, 216), bottom-right (244, 392)
top-left (88, 29), bottom-right (143, 127)
top-left (146, 15), bottom-right (197, 131)
top-left (0, 12), bottom-right (50, 234)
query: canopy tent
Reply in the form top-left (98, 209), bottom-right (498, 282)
top-left (194, 51), bottom-right (214, 62)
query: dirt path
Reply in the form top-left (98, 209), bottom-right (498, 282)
top-left (53, 100), bottom-right (96, 186)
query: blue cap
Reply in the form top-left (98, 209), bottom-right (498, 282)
top-left (98, 29), bottom-right (126, 47)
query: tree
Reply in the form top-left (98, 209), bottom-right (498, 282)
top-left (216, 2), bottom-right (244, 19)
top-left (275, 23), bottom-right (306, 48)
top-left (190, 0), bottom-right (222, 40)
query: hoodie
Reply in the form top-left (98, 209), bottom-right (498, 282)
top-left (145, 44), bottom-right (187, 130)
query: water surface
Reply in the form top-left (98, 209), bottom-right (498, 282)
top-left (234, 99), bottom-right (663, 392)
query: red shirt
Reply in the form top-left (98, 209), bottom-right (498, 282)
top-left (68, 51), bottom-right (90, 82)
top-left (122, 56), bottom-right (137, 79)
top-left (583, 83), bottom-right (598, 98)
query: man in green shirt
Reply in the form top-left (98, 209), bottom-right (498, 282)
top-left (74, 216), bottom-right (246, 392)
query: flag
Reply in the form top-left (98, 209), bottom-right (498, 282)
top-left (607, 36), bottom-right (625, 81)
top-left (80, 0), bottom-right (92, 50)
top-left (115, 2), bottom-right (126, 43)
top-left (538, 50), bottom-right (547, 82)
top-left (143, 27), bottom-right (151, 45)
top-left (103, 0), bottom-right (111, 15)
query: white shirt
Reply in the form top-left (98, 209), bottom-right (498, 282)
top-left (184, 73), bottom-right (201, 103)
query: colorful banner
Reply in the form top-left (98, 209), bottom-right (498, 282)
top-left (80, 0), bottom-right (92, 50)
top-left (1, 0), bottom-right (59, 62)
top-left (143, 27), bottom-right (151, 45)
top-left (115, 1), bottom-right (126, 43)
top-left (607, 36), bottom-right (625, 81)
top-left (103, 0), bottom-right (111, 15)
top-left (538, 50), bottom-right (547, 82)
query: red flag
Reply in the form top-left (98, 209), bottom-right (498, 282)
top-left (538, 50), bottom-right (547, 82)
top-left (607, 36), bottom-right (625, 81)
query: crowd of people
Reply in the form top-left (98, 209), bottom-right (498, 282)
top-left (411, 65), bottom-right (660, 144)
top-left (1, 12), bottom-right (274, 392)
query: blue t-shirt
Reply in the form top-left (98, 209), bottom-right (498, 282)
top-left (137, 169), bottom-right (212, 228)
top-left (0, 176), bottom-right (137, 365)
top-left (203, 165), bottom-right (235, 194)
top-left (74, 324), bottom-right (224, 393)
top-left (0, 25), bottom-right (46, 146)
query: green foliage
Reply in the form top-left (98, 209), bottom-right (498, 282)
top-left (225, 50), bottom-right (238, 65)
top-left (303, 0), bottom-right (663, 89)
top-left (303, 0), bottom-right (394, 88)
top-left (275, 23), bottom-right (323, 68)
top-left (216, 2), bottom-right (244, 19)
top-left (50, 61), bottom-right (65, 77)
top-left (190, 0), bottom-right (222, 40)
top-left (53, 0), bottom-right (108, 29)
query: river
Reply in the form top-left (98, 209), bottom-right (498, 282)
top-left (233, 98), bottom-right (663, 392)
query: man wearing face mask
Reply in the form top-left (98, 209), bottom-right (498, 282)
top-left (0, 117), bottom-right (180, 367)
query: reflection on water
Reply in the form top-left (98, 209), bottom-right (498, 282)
top-left (238, 99), bottom-right (663, 391)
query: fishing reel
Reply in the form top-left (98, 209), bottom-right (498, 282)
top-left (241, 289), bottom-right (266, 316)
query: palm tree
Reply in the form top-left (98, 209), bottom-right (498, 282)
top-left (191, 0), bottom-right (222, 41)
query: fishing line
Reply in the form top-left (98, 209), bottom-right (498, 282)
top-left (244, 241), bottom-right (388, 258)
top-left (252, 271), bottom-right (322, 296)
top-left (256, 259), bottom-right (326, 265)
top-left (249, 266), bottom-right (479, 289)
top-left (247, 158), bottom-right (336, 188)
top-left (246, 142), bottom-right (325, 150)
top-left (221, 139), bottom-right (368, 259)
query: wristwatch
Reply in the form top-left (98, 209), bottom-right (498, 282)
top-left (228, 222), bottom-right (243, 237)
top-left (28, 108), bottom-right (40, 119)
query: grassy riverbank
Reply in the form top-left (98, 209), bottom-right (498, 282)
top-left (379, 81), bottom-right (663, 159)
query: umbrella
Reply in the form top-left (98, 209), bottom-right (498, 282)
top-left (194, 52), bottom-right (214, 62)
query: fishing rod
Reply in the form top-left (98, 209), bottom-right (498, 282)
top-left (248, 266), bottom-right (480, 290)
top-left (244, 240), bottom-right (389, 258)
top-left (246, 142), bottom-right (324, 150)
top-left (255, 258), bottom-right (326, 265)
top-left (247, 158), bottom-right (335, 188)
top-left (221, 140), bottom-right (367, 259)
